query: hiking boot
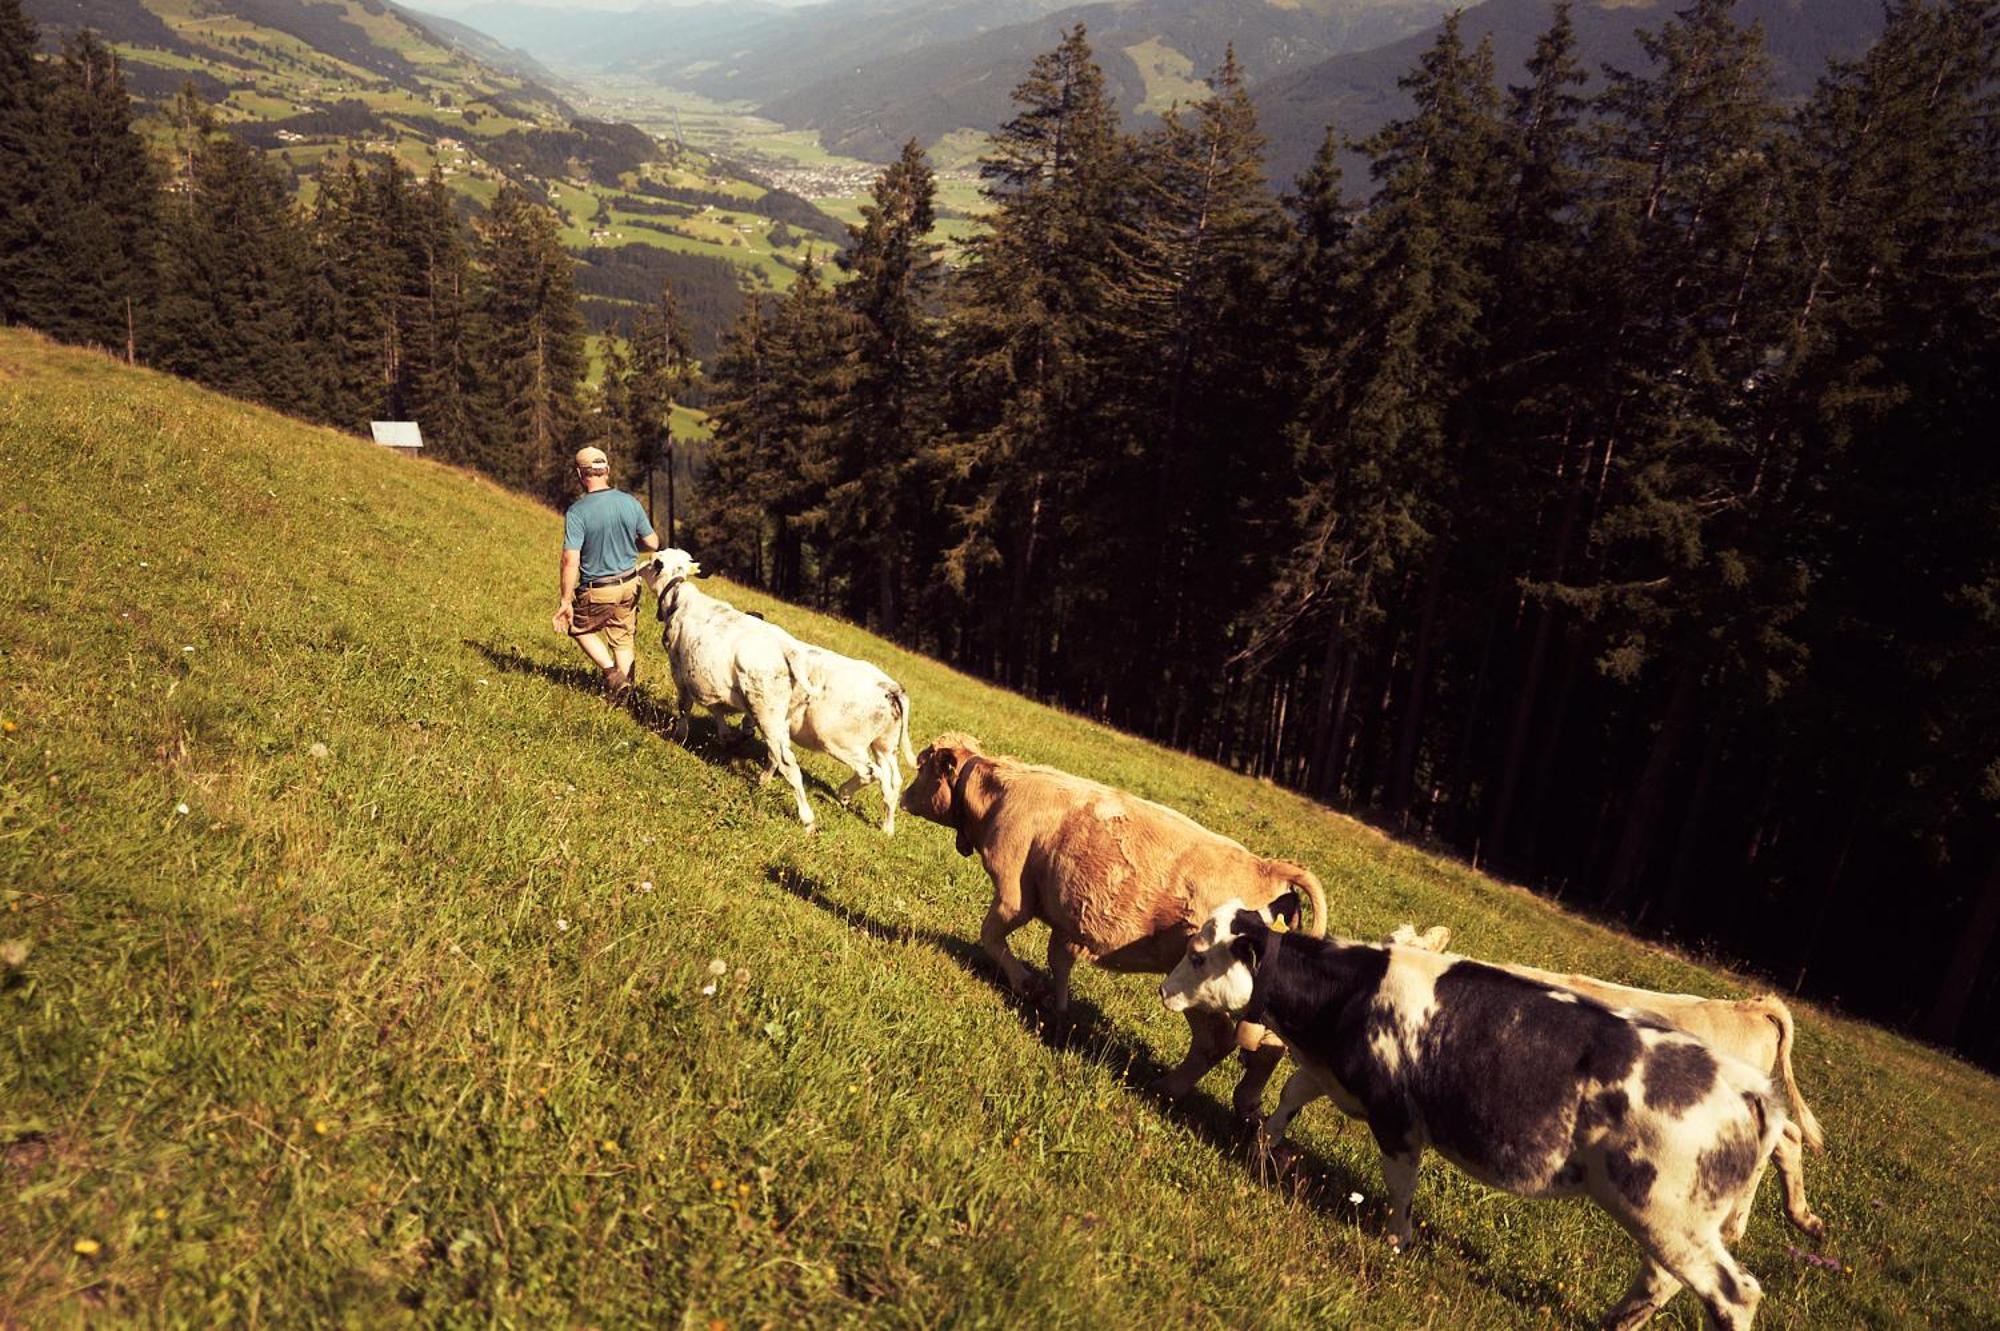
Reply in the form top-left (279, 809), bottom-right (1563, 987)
top-left (605, 666), bottom-right (632, 707)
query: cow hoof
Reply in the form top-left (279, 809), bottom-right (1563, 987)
top-left (1143, 1074), bottom-right (1190, 1101)
top-left (1795, 1213), bottom-right (1828, 1239)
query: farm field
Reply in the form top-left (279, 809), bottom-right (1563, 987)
top-left (2, 331), bottom-right (1997, 1326)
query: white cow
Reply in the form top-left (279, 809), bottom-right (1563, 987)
top-left (784, 644), bottom-right (917, 834)
top-left (640, 550), bottom-right (916, 833)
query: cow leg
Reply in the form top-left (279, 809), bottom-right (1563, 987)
top-left (1044, 933), bottom-right (1083, 1013)
top-left (1263, 1065), bottom-right (1329, 1145)
top-left (1150, 1008), bottom-right (1236, 1101)
top-left (749, 701), bottom-right (813, 827)
top-left (978, 885), bottom-right (1038, 997)
top-left (1771, 1120), bottom-right (1826, 1238)
top-left (1377, 1145), bottom-right (1422, 1250)
top-left (1600, 1255), bottom-right (1683, 1331)
top-left (1231, 1034), bottom-right (1285, 1123)
top-left (1609, 1213), bottom-right (1760, 1331)
top-left (872, 740), bottom-right (899, 835)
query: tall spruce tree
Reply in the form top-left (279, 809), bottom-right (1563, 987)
top-left (0, 0), bottom-right (48, 328)
top-left (1257, 14), bottom-right (1508, 797)
top-left (833, 139), bottom-right (943, 634)
top-left (1110, 48), bottom-right (1285, 738)
top-left (399, 168), bottom-right (478, 464)
top-left (30, 31), bottom-right (154, 356)
top-left (626, 281), bottom-right (696, 541)
top-left (473, 184), bottom-right (586, 496)
top-left (153, 129), bottom-right (315, 415)
top-left (1568, 0), bottom-right (1792, 906)
top-left (945, 23), bottom-right (1127, 686)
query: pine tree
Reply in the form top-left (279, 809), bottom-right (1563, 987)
top-left (1256, 14), bottom-right (1508, 796)
top-left (1109, 47), bottom-right (1286, 736)
top-left (153, 130), bottom-right (315, 415)
top-left (28, 30), bottom-right (155, 356)
top-left (1567, 0), bottom-right (1792, 905)
top-left (626, 280), bottom-right (696, 542)
top-left (311, 159), bottom-right (401, 427)
top-left (833, 138), bottom-right (943, 633)
top-left (0, 0), bottom-right (48, 327)
top-left (473, 184), bottom-right (586, 496)
top-left (399, 168), bottom-right (478, 464)
top-left (945, 23), bottom-right (1128, 686)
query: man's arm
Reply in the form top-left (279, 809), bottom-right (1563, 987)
top-left (639, 530), bottom-right (660, 553)
top-left (553, 548), bottom-right (581, 633)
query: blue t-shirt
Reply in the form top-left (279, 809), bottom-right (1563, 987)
top-left (563, 489), bottom-right (655, 581)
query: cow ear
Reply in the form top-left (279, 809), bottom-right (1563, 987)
top-left (934, 748), bottom-right (958, 780)
top-left (1231, 908), bottom-right (1270, 947)
top-left (1265, 890), bottom-right (1302, 933)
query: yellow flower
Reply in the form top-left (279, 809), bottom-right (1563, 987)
top-left (1, 719), bottom-right (16, 733)
top-left (710, 1178), bottom-right (725, 1192)
top-left (73, 1238), bottom-right (100, 1256)
top-left (313, 1119), bottom-right (329, 1136)
top-left (600, 1139), bottom-right (619, 1154)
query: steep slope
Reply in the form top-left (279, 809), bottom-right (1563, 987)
top-left (22, 0), bottom-right (845, 346)
top-left (748, 0), bottom-right (1453, 160)
top-left (1256, 0), bottom-right (1886, 187)
top-left (4, 331), bottom-right (1999, 1325)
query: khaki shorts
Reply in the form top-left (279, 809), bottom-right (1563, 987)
top-left (569, 578), bottom-right (641, 653)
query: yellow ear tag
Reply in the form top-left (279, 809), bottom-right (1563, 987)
top-left (1270, 915), bottom-right (1291, 933)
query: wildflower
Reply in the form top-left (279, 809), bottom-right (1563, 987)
top-left (476, 678), bottom-right (489, 687)
top-left (700, 982), bottom-right (717, 997)
top-left (736, 1182), bottom-right (751, 1197)
top-left (308, 742), bottom-right (329, 760)
top-left (707, 958), bottom-right (727, 977)
top-left (1, 719), bottom-right (15, 733)
top-left (182, 645), bottom-right (195, 654)
top-left (174, 802), bottom-right (190, 815)
top-left (313, 1119), bottom-right (329, 1136)
top-left (639, 880), bottom-right (654, 894)
top-left (72, 1238), bottom-right (100, 1256)
top-left (601, 1140), bottom-right (619, 1154)
top-left (733, 968), bottom-right (749, 985)
top-left (556, 917), bottom-right (570, 933)
top-left (710, 1178), bottom-right (725, 1192)
top-left (1348, 1192), bottom-right (1365, 1205)
top-left (152, 1207), bottom-right (167, 1221)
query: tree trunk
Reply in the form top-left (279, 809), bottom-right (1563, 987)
top-left (1925, 843), bottom-right (2000, 1046)
top-left (1305, 626), bottom-right (1347, 796)
top-left (1388, 546), bottom-right (1449, 820)
top-left (1659, 716), bottom-right (1727, 931)
top-left (1602, 665), bottom-right (1697, 911)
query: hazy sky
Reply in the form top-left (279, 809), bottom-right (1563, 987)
top-left (417, 0), bottom-right (821, 10)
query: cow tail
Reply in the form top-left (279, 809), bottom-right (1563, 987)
top-left (785, 641), bottom-right (823, 701)
top-left (1285, 864), bottom-right (1330, 939)
top-left (889, 685), bottom-right (916, 766)
top-left (1755, 994), bottom-right (1825, 1153)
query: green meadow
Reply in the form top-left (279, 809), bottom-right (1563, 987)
top-left (2, 331), bottom-right (1996, 1326)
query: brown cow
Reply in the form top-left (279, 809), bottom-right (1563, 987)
top-left (901, 732), bottom-right (1329, 1118)
top-left (1391, 923), bottom-right (1828, 1238)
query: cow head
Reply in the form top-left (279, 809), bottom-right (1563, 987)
top-left (1161, 898), bottom-right (1282, 1015)
top-left (639, 548), bottom-right (702, 621)
top-left (900, 732), bottom-right (985, 855)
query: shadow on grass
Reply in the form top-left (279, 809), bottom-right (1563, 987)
top-left (465, 638), bottom-right (868, 808)
top-left (764, 863), bottom-right (1387, 1196)
top-left (762, 859), bottom-right (1581, 1314)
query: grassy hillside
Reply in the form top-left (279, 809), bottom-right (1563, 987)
top-left (2, 330), bottom-right (1997, 1326)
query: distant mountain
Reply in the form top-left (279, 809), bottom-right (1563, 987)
top-left (1256, 0), bottom-right (1887, 188)
top-left (441, 0), bottom-right (796, 76)
top-left (396, 3), bottom-right (569, 88)
top-left (748, 0), bottom-right (1452, 162)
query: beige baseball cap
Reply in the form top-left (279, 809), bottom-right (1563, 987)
top-left (574, 446), bottom-right (609, 473)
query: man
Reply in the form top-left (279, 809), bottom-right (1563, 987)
top-left (553, 445), bottom-right (659, 704)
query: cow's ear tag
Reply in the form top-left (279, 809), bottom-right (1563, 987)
top-left (1269, 915), bottom-right (1291, 934)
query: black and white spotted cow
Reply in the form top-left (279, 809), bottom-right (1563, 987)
top-left (1161, 898), bottom-right (1787, 1331)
